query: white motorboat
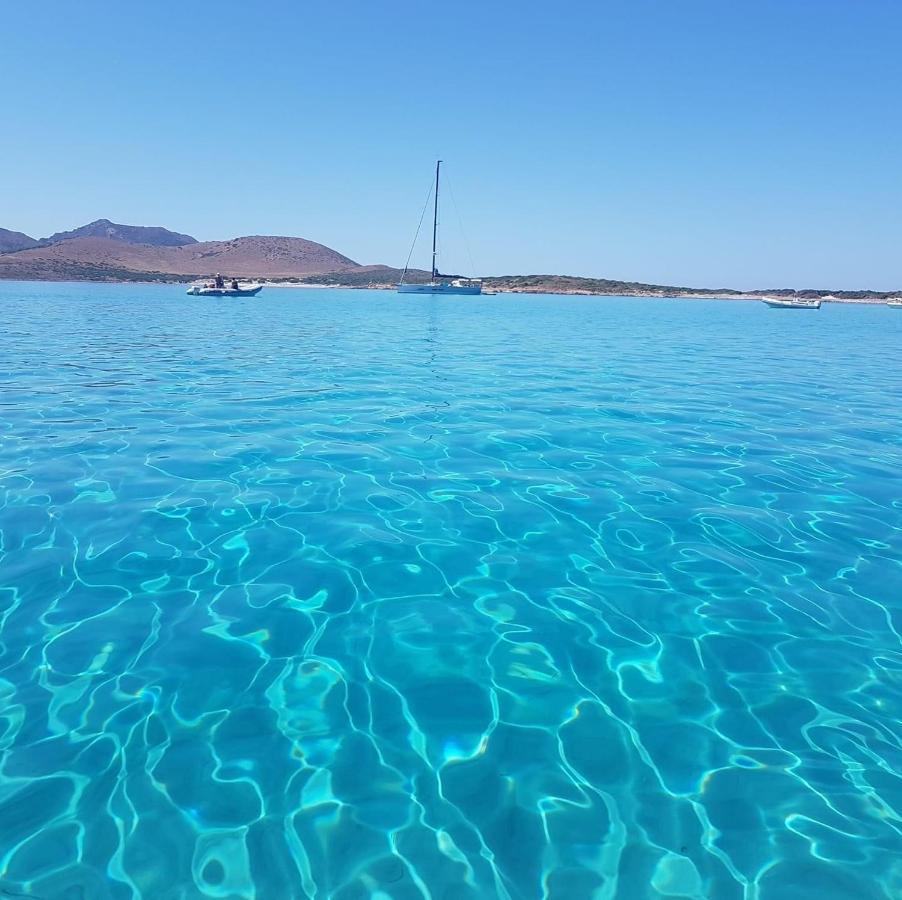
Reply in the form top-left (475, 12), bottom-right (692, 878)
top-left (887, 298), bottom-right (902, 308)
top-left (761, 297), bottom-right (821, 310)
top-left (187, 282), bottom-right (263, 297)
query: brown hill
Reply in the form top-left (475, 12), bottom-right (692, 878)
top-left (184, 236), bottom-right (359, 276)
top-left (0, 235), bottom-right (360, 280)
top-left (0, 228), bottom-right (39, 254)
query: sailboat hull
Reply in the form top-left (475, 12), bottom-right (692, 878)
top-left (398, 283), bottom-right (482, 295)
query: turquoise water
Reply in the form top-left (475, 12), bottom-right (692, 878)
top-left (1, 282), bottom-right (901, 900)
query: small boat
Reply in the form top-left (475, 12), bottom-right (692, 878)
top-left (761, 296), bottom-right (821, 310)
top-left (887, 298), bottom-right (902, 308)
top-left (187, 283), bottom-right (263, 297)
top-left (398, 161), bottom-right (482, 296)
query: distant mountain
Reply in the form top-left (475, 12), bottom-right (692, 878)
top-left (41, 218), bottom-right (197, 248)
top-left (0, 228), bottom-right (39, 253)
top-left (0, 233), bottom-right (361, 280)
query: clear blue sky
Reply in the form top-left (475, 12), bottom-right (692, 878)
top-left (3, 0), bottom-right (900, 289)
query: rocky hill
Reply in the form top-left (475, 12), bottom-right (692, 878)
top-left (184, 236), bottom-right (358, 276)
top-left (0, 228), bottom-right (39, 254)
top-left (40, 219), bottom-right (197, 247)
top-left (0, 226), bottom-right (361, 280)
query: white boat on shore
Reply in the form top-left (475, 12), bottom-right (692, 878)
top-left (761, 297), bottom-right (821, 310)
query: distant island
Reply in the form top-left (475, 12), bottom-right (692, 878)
top-left (0, 219), bottom-right (898, 301)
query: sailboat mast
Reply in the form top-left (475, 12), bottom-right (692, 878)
top-left (431, 160), bottom-right (441, 280)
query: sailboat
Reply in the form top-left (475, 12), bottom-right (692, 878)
top-left (398, 160), bottom-right (482, 295)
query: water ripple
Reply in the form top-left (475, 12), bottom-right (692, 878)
top-left (0, 283), bottom-right (901, 899)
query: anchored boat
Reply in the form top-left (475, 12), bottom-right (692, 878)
top-left (761, 297), bottom-right (821, 310)
top-left (398, 161), bottom-right (482, 295)
top-left (187, 282), bottom-right (263, 297)
top-left (887, 298), bottom-right (902, 308)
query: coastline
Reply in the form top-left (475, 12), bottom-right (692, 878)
top-left (0, 277), bottom-right (897, 304)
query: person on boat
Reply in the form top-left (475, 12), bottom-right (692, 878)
top-left (230, 278), bottom-right (239, 290)
top-left (214, 273), bottom-right (224, 289)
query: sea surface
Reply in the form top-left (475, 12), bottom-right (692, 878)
top-left (0, 282), bottom-right (900, 900)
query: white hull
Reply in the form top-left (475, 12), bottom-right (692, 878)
top-left (187, 284), bottom-right (263, 297)
top-left (762, 298), bottom-right (821, 309)
top-left (398, 282), bottom-right (482, 295)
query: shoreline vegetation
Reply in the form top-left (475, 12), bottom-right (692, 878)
top-left (1, 269), bottom-right (897, 303)
top-left (266, 271), bottom-right (898, 302)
